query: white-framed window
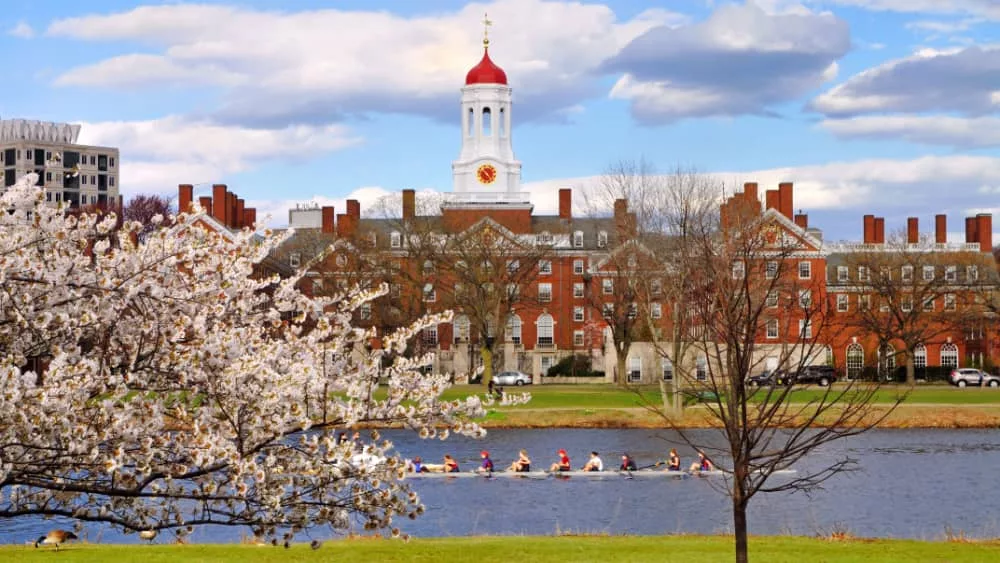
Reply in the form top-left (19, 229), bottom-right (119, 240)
top-left (798, 261), bottom-right (811, 279)
top-left (945, 293), bottom-right (957, 311)
top-left (651, 302), bottom-right (662, 319)
top-left (368, 231), bottom-right (377, 246)
top-left (627, 255), bottom-right (637, 268)
top-left (360, 303), bottom-right (371, 320)
top-left (537, 314), bottom-right (554, 346)
top-left (627, 302), bottom-right (638, 319)
top-left (945, 266), bottom-right (957, 282)
top-left (914, 344), bottom-right (927, 369)
top-left (765, 261), bottom-right (778, 279)
top-left (847, 343), bottom-right (865, 379)
top-left (837, 294), bottom-right (848, 312)
top-left (507, 315), bottom-right (522, 345)
top-left (423, 284), bottom-right (436, 302)
top-left (289, 252), bottom-right (301, 268)
top-left (923, 297), bottom-right (935, 311)
top-left (799, 319), bottom-right (812, 339)
top-left (573, 306), bottom-right (585, 322)
top-left (859, 294), bottom-right (871, 311)
top-left (858, 266), bottom-right (870, 282)
top-left (661, 356), bottom-right (673, 381)
top-left (627, 355), bottom-right (642, 383)
top-left (537, 231), bottom-right (552, 245)
top-left (540, 355), bottom-right (555, 374)
top-left (837, 266), bottom-right (848, 282)
top-left (901, 294), bottom-right (913, 312)
top-left (922, 266), bottom-right (934, 281)
top-left (940, 343), bottom-right (959, 368)
top-left (880, 266), bottom-right (892, 281)
top-left (336, 255), bottom-right (347, 267)
top-left (507, 259), bottom-right (519, 273)
top-left (573, 259), bottom-right (584, 274)
top-left (573, 231), bottom-right (584, 248)
top-left (538, 283), bottom-right (552, 302)
top-left (651, 278), bottom-right (662, 295)
top-left (695, 356), bottom-right (707, 381)
top-left (766, 319), bottom-right (778, 339)
top-left (390, 231), bottom-right (401, 248)
top-left (602, 279), bottom-right (613, 295)
top-left (766, 291), bottom-right (778, 308)
top-left (573, 283), bottom-right (584, 298)
top-left (967, 265), bottom-right (979, 282)
top-left (597, 231), bottom-right (608, 248)
top-left (901, 265), bottom-right (913, 282)
top-left (422, 326), bottom-right (438, 346)
top-left (423, 260), bottom-right (434, 275)
top-left (539, 260), bottom-right (552, 275)
top-left (454, 315), bottom-right (470, 341)
top-left (732, 260), bottom-right (745, 279)
top-left (573, 330), bottom-right (585, 347)
top-left (798, 289), bottom-right (812, 308)
top-left (602, 303), bottom-right (614, 318)
top-left (390, 283), bottom-right (400, 298)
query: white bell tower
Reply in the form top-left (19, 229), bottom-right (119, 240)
top-left (449, 14), bottom-right (525, 206)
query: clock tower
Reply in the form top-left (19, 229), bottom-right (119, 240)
top-left (448, 15), bottom-right (525, 207)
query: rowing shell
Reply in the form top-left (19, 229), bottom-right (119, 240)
top-left (402, 469), bottom-right (797, 479)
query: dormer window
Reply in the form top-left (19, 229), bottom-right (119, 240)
top-left (537, 231), bottom-right (552, 245)
top-left (597, 231), bottom-right (608, 248)
top-left (573, 231), bottom-right (584, 248)
top-left (390, 231), bottom-right (401, 248)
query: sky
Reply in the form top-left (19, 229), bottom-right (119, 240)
top-left (3, 0), bottom-right (999, 241)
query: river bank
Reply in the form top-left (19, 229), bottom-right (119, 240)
top-left (6, 535), bottom-right (998, 562)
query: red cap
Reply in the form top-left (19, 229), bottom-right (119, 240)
top-left (481, 450), bottom-right (489, 457)
top-left (558, 449), bottom-right (567, 455)
top-left (465, 48), bottom-right (508, 85)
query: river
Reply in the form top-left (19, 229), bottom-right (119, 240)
top-left (2, 428), bottom-right (998, 544)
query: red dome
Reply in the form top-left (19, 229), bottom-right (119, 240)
top-left (465, 48), bottom-right (507, 85)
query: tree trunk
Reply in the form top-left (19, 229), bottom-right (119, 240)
top-left (480, 345), bottom-right (494, 385)
top-left (616, 353), bottom-right (627, 385)
top-left (733, 491), bottom-right (749, 563)
top-left (905, 349), bottom-right (915, 388)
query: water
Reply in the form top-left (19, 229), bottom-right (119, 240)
top-left (3, 428), bottom-right (999, 543)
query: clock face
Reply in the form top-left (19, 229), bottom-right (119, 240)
top-left (476, 164), bottom-right (498, 185)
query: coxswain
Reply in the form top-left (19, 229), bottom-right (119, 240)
top-left (549, 449), bottom-right (571, 472)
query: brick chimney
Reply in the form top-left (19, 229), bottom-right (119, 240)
top-left (178, 184), bottom-right (193, 213)
top-left (198, 196), bottom-right (212, 214)
top-left (794, 213), bottom-right (808, 229)
top-left (907, 217), bottom-right (919, 244)
top-left (965, 217), bottom-right (978, 244)
top-left (874, 217), bottom-right (885, 244)
top-left (613, 199), bottom-right (632, 237)
top-left (559, 188), bottom-right (572, 220)
top-left (765, 189), bottom-right (779, 212)
top-left (863, 215), bottom-right (875, 244)
top-left (336, 213), bottom-right (356, 238)
top-left (977, 214), bottom-right (992, 253)
top-left (227, 192), bottom-right (237, 228)
top-left (346, 199), bottom-right (360, 219)
top-left (935, 214), bottom-right (947, 244)
top-left (235, 198), bottom-right (245, 229)
top-left (402, 189), bottom-right (415, 221)
top-left (778, 182), bottom-right (794, 220)
top-left (321, 206), bottom-right (335, 234)
top-left (244, 208), bottom-right (257, 230)
top-left (743, 182), bottom-right (758, 205)
top-left (212, 184), bottom-right (227, 223)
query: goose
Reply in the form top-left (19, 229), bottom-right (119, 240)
top-left (138, 530), bottom-right (157, 543)
top-left (34, 529), bottom-right (79, 550)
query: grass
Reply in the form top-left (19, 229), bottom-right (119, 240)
top-left (7, 535), bottom-right (1000, 562)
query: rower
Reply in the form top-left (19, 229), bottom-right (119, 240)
top-left (443, 454), bottom-right (460, 473)
top-left (477, 450), bottom-right (494, 473)
top-left (549, 449), bottom-right (571, 472)
top-left (667, 448), bottom-right (681, 471)
top-left (620, 453), bottom-right (637, 471)
top-left (410, 456), bottom-right (425, 473)
top-left (582, 451), bottom-right (603, 472)
top-left (507, 449), bottom-right (531, 472)
top-left (690, 451), bottom-right (713, 473)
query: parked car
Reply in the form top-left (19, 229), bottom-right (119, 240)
top-left (493, 370), bottom-right (532, 386)
top-left (791, 365), bottom-right (838, 387)
top-left (949, 368), bottom-right (997, 387)
top-left (746, 371), bottom-right (779, 387)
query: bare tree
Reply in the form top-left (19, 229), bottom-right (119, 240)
top-left (124, 194), bottom-right (175, 235)
top-left (842, 231), bottom-right (992, 385)
top-left (643, 195), bottom-right (899, 563)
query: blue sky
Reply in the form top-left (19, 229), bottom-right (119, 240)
top-left (4, 0), bottom-right (999, 241)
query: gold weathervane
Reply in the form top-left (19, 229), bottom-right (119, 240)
top-left (482, 12), bottom-right (492, 47)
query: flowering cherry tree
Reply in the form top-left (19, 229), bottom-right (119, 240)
top-left (0, 174), bottom-right (495, 540)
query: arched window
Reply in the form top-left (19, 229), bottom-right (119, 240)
top-left (454, 315), bottom-right (470, 342)
top-left (879, 343), bottom-right (895, 380)
top-left (482, 107), bottom-right (492, 136)
top-left (467, 107), bottom-right (474, 136)
top-left (507, 315), bottom-right (522, 345)
top-left (499, 107), bottom-right (506, 137)
top-left (914, 344), bottom-right (927, 369)
top-left (536, 314), bottom-right (554, 347)
top-left (940, 343), bottom-right (958, 368)
top-left (846, 343), bottom-right (864, 380)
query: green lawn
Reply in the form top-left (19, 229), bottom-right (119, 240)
top-left (6, 535), bottom-right (998, 563)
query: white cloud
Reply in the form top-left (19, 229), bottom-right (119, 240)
top-left (904, 18), bottom-right (983, 34)
top-left (8, 21), bottom-right (34, 39)
top-left (77, 117), bottom-right (361, 195)
top-left (820, 115), bottom-right (1000, 147)
top-left (821, 0), bottom-right (1000, 20)
top-left (810, 45), bottom-right (1000, 116)
top-left (603, 2), bottom-right (849, 122)
top-left (47, 0), bottom-right (681, 125)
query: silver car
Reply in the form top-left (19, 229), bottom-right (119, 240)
top-left (949, 368), bottom-right (998, 387)
top-left (493, 370), bottom-right (532, 386)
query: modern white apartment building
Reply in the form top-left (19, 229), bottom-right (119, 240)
top-left (0, 118), bottom-right (120, 207)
